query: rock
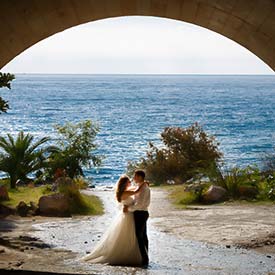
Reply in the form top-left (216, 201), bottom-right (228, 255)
top-left (15, 261), bottom-right (24, 266)
top-left (226, 245), bottom-right (231, 248)
top-left (35, 242), bottom-right (51, 249)
top-left (0, 204), bottom-right (16, 218)
top-left (0, 184), bottom-right (9, 201)
top-left (238, 185), bottom-right (258, 199)
top-left (202, 185), bottom-right (227, 203)
top-left (38, 193), bottom-right (71, 217)
top-left (16, 201), bottom-right (30, 217)
top-left (29, 201), bottom-right (39, 215)
top-left (166, 180), bottom-right (175, 185)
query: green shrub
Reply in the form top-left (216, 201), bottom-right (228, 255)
top-left (257, 173), bottom-right (275, 201)
top-left (128, 123), bottom-right (222, 185)
top-left (206, 165), bottom-right (262, 199)
top-left (178, 191), bottom-right (200, 205)
top-left (42, 184), bottom-right (52, 195)
top-left (73, 176), bottom-right (89, 189)
top-left (46, 120), bottom-right (102, 179)
top-left (58, 178), bottom-right (102, 215)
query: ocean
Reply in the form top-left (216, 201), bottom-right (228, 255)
top-left (0, 74), bottom-right (275, 186)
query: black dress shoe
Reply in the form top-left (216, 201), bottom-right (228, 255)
top-left (141, 260), bottom-right (149, 268)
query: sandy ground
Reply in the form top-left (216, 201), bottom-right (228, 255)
top-left (0, 187), bottom-right (275, 274)
top-left (151, 187), bottom-right (275, 254)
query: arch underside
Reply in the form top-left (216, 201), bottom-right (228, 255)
top-left (0, 0), bottom-right (275, 71)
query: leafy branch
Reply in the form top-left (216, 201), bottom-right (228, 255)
top-left (0, 72), bottom-right (15, 113)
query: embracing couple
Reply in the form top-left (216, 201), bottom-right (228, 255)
top-left (81, 170), bottom-right (151, 267)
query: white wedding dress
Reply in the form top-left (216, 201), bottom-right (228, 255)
top-left (81, 196), bottom-right (142, 266)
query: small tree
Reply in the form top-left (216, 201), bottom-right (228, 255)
top-left (128, 123), bottom-right (222, 185)
top-left (0, 72), bottom-right (15, 113)
top-left (0, 132), bottom-right (52, 188)
top-left (47, 120), bottom-right (102, 179)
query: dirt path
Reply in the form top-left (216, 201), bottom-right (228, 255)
top-left (0, 188), bottom-right (275, 275)
top-left (150, 187), bottom-right (275, 254)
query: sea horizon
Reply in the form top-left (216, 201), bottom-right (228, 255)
top-left (9, 73), bottom-right (275, 76)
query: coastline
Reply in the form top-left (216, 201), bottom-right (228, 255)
top-left (0, 187), bottom-right (275, 274)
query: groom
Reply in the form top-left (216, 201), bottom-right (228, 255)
top-left (123, 170), bottom-right (151, 267)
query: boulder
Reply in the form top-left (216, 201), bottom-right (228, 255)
top-left (238, 185), bottom-right (258, 199)
top-left (29, 201), bottom-right (39, 215)
top-left (38, 193), bottom-right (71, 217)
top-left (0, 204), bottom-right (16, 218)
top-left (202, 185), bottom-right (227, 203)
top-left (16, 201), bottom-right (30, 217)
top-left (0, 185), bottom-right (9, 201)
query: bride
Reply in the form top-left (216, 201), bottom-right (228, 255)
top-left (81, 175), bottom-right (144, 266)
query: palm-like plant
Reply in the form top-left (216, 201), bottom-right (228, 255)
top-left (0, 132), bottom-right (52, 188)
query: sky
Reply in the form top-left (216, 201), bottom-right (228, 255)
top-left (2, 16), bottom-right (274, 75)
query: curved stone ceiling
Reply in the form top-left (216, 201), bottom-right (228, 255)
top-left (0, 0), bottom-right (275, 71)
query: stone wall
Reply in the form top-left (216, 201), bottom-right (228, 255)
top-left (0, 0), bottom-right (274, 71)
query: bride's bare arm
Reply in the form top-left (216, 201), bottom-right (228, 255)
top-left (121, 183), bottom-right (145, 200)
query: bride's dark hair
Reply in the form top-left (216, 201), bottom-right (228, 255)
top-left (116, 175), bottom-right (130, 202)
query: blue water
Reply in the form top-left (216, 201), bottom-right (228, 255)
top-left (0, 74), bottom-right (275, 185)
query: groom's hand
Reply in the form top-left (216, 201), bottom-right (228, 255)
top-left (123, 205), bottom-right (128, 213)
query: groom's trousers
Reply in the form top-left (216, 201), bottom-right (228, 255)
top-left (133, 210), bottom-right (149, 266)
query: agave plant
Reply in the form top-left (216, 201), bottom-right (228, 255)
top-left (0, 131), bottom-right (53, 188)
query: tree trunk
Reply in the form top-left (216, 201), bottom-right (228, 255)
top-left (10, 175), bottom-right (17, 189)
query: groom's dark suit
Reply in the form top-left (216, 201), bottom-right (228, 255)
top-left (128, 183), bottom-right (151, 266)
top-left (134, 210), bottom-right (149, 265)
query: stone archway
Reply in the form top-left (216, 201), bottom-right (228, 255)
top-left (0, 0), bottom-right (275, 71)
